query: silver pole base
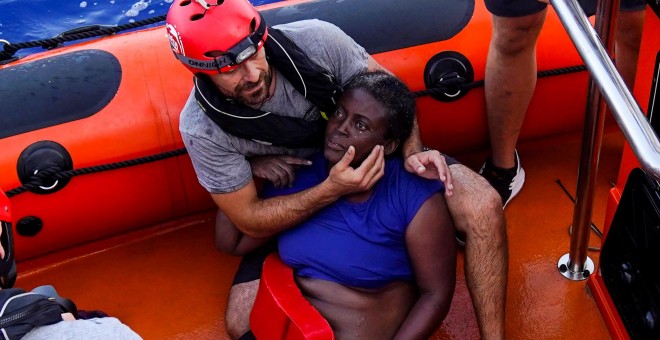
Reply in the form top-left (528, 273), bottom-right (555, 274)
top-left (557, 253), bottom-right (595, 281)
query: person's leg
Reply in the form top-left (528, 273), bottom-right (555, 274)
top-left (447, 164), bottom-right (507, 340)
top-left (222, 230), bottom-right (277, 339)
top-left (485, 10), bottom-right (547, 169)
top-left (614, 9), bottom-right (645, 90)
top-left (226, 281), bottom-right (259, 339)
top-left (481, 10), bottom-right (546, 205)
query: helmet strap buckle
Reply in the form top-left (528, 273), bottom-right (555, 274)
top-left (194, 0), bottom-right (211, 9)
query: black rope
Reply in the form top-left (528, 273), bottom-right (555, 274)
top-left (1, 22), bottom-right (588, 197)
top-left (413, 64), bottom-right (587, 98)
top-left (3, 62), bottom-right (588, 196)
top-left (1, 11), bottom-right (587, 89)
top-left (6, 147), bottom-right (187, 198)
top-left (0, 15), bottom-right (166, 62)
top-left (538, 65), bottom-right (588, 78)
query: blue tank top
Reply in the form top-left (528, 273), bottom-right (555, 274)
top-left (262, 153), bottom-right (444, 289)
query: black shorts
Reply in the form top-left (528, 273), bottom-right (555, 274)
top-left (484, 0), bottom-right (646, 18)
top-left (444, 154), bottom-right (460, 166)
top-left (231, 240), bottom-right (278, 285)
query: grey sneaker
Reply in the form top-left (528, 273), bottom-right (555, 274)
top-left (479, 150), bottom-right (525, 207)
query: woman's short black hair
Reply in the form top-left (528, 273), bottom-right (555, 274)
top-left (342, 71), bottom-right (416, 146)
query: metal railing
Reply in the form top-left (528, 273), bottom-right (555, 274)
top-left (551, 0), bottom-right (659, 280)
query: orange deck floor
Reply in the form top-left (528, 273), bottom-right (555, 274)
top-left (13, 129), bottom-right (624, 339)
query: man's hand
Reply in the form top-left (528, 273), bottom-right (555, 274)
top-left (213, 147), bottom-right (383, 238)
top-left (249, 155), bottom-right (312, 188)
top-left (405, 150), bottom-right (454, 196)
top-left (325, 145), bottom-right (385, 195)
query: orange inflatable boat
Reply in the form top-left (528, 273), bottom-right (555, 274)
top-left (1, 0), bottom-right (658, 338)
top-left (0, 0), bottom-right (590, 261)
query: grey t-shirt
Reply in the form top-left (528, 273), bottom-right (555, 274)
top-left (23, 317), bottom-right (141, 340)
top-left (179, 19), bottom-right (370, 194)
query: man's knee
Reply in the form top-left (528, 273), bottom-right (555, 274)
top-left (475, 182), bottom-right (503, 218)
top-left (226, 280), bottom-right (260, 339)
top-left (225, 243), bottom-right (275, 338)
top-left (472, 187), bottom-right (506, 241)
top-left (491, 12), bottom-right (547, 56)
top-left (447, 165), bottom-right (505, 236)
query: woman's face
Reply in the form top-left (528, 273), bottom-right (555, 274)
top-left (324, 88), bottom-right (391, 167)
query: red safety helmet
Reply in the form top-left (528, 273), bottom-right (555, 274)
top-left (166, 0), bottom-right (268, 74)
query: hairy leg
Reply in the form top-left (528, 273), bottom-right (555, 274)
top-left (485, 10), bottom-right (546, 168)
top-left (447, 164), bottom-right (508, 339)
top-left (225, 280), bottom-right (260, 339)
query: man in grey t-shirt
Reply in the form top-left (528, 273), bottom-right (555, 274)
top-left (178, 18), bottom-right (370, 195)
top-left (166, 0), bottom-right (506, 339)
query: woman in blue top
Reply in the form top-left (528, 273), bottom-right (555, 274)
top-left (217, 71), bottom-right (456, 339)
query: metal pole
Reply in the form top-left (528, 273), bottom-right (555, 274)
top-left (553, 0), bottom-right (618, 280)
top-left (550, 1), bottom-right (660, 179)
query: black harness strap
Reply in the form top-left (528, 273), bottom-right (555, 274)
top-left (194, 27), bottom-right (342, 148)
top-left (264, 28), bottom-right (343, 113)
top-left (194, 76), bottom-right (326, 148)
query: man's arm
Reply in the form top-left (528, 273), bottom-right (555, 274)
top-left (403, 117), bottom-right (424, 156)
top-left (402, 116), bottom-right (454, 195)
top-left (395, 192), bottom-right (457, 340)
top-left (213, 145), bottom-right (384, 238)
top-left (215, 210), bottom-right (272, 256)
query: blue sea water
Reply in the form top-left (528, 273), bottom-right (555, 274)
top-left (0, 0), bottom-right (279, 57)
